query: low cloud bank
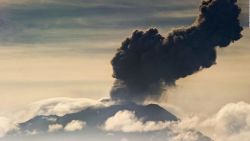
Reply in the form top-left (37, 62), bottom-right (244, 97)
top-left (103, 101), bottom-right (250, 141)
top-left (0, 117), bottom-right (18, 138)
top-left (102, 110), bottom-right (211, 141)
top-left (168, 101), bottom-right (250, 141)
top-left (202, 102), bottom-right (250, 141)
top-left (1, 98), bottom-right (250, 141)
top-left (103, 110), bottom-right (171, 132)
top-left (0, 97), bottom-right (102, 137)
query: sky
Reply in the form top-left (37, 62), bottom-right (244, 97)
top-left (0, 0), bottom-right (249, 118)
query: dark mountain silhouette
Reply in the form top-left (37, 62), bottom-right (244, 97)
top-left (19, 102), bottom-right (178, 133)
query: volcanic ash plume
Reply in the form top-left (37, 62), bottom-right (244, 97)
top-left (110, 0), bottom-right (243, 102)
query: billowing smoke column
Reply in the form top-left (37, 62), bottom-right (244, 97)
top-left (111, 0), bottom-right (243, 102)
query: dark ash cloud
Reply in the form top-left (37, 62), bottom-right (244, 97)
top-left (111, 0), bottom-right (243, 101)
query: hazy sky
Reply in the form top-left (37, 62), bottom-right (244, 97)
top-left (0, 0), bottom-right (249, 117)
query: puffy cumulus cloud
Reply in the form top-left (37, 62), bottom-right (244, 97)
top-left (0, 117), bottom-right (18, 138)
top-left (102, 110), bottom-right (211, 141)
top-left (64, 120), bottom-right (86, 132)
top-left (103, 110), bottom-right (172, 132)
top-left (201, 102), bottom-right (250, 141)
top-left (168, 101), bottom-right (250, 141)
top-left (48, 124), bottom-right (63, 133)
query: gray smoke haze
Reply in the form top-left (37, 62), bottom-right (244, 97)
top-left (238, 0), bottom-right (249, 27)
top-left (111, 0), bottom-right (243, 101)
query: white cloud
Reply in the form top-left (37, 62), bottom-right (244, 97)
top-left (103, 110), bottom-right (171, 133)
top-left (170, 101), bottom-right (250, 141)
top-left (48, 124), bottom-right (63, 133)
top-left (0, 97), bottom-right (103, 138)
top-left (64, 120), bottom-right (86, 132)
top-left (200, 102), bottom-right (250, 141)
top-left (102, 101), bottom-right (250, 141)
top-left (2, 97), bottom-right (250, 141)
top-left (32, 97), bottom-right (101, 116)
top-left (16, 97), bottom-right (103, 123)
top-left (0, 117), bottom-right (18, 138)
top-left (102, 110), bottom-right (211, 141)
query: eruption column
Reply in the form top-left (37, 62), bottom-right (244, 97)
top-left (111, 0), bottom-right (243, 102)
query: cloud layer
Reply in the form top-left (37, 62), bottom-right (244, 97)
top-left (0, 0), bottom-right (198, 44)
top-left (103, 110), bottom-right (171, 132)
top-left (0, 97), bottom-right (102, 137)
top-left (2, 97), bottom-right (250, 141)
top-left (103, 101), bottom-right (250, 141)
top-left (168, 101), bottom-right (250, 141)
top-left (0, 117), bottom-right (18, 138)
top-left (102, 110), bottom-right (212, 141)
top-left (17, 97), bottom-right (103, 122)
top-left (202, 102), bottom-right (250, 141)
